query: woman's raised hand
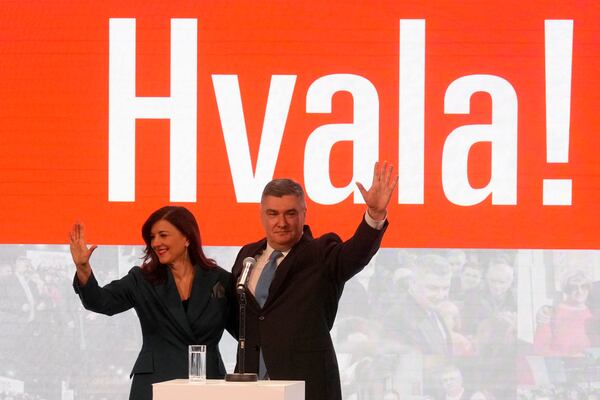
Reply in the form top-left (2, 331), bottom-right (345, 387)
top-left (69, 222), bottom-right (97, 285)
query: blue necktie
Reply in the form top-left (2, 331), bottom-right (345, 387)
top-left (255, 250), bottom-right (282, 308)
top-left (255, 250), bottom-right (282, 379)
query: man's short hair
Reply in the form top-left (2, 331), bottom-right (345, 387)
top-left (486, 256), bottom-right (514, 277)
top-left (262, 178), bottom-right (306, 208)
top-left (412, 254), bottom-right (452, 276)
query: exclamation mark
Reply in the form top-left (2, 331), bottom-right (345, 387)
top-left (543, 20), bottom-right (573, 206)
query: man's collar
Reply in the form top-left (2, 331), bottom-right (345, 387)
top-left (265, 242), bottom-right (292, 257)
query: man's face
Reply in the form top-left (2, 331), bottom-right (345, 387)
top-left (448, 251), bottom-right (466, 274)
top-left (441, 369), bottom-right (463, 395)
top-left (410, 271), bottom-right (451, 310)
top-left (461, 266), bottom-right (482, 291)
top-left (261, 195), bottom-right (306, 251)
top-left (486, 263), bottom-right (514, 299)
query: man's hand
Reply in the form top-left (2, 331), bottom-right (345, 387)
top-left (356, 161), bottom-right (398, 220)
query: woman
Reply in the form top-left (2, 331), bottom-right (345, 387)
top-left (533, 269), bottom-right (594, 356)
top-left (70, 206), bottom-right (235, 400)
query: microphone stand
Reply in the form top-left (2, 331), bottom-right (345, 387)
top-left (225, 286), bottom-right (258, 382)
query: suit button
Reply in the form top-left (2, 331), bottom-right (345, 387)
top-left (258, 316), bottom-right (265, 321)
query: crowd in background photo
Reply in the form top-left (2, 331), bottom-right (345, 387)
top-left (1, 246), bottom-right (599, 399)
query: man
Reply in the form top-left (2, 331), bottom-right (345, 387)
top-left (449, 262), bottom-right (484, 303)
top-left (230, 162), bottom-right (396, 400)
top-left (384, 254), bottom-right (453, 355)
top-left (447, 250), bottom-right (467, 277)
top-left (462, 257), bottom-right (516, 335)
top-left (439, 365), bottom-right (470, 400)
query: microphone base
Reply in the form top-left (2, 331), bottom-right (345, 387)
top-left (225, 373), bottom-right (258, 382)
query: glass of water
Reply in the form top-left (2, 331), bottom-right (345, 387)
top-left (188, 345), bottom-right (206, 382)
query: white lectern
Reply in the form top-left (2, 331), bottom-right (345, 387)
top-left (153, 379), bottom-right (305, 400)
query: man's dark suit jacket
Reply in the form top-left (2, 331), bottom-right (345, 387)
top-left (231, 218), bottom-right (387, 400)
top-left (73, 265), bottom-right (233, 400)
top-left (385, 293), bottom-right (453, 355)
top-left (461, 286), bottom-right (517, 334)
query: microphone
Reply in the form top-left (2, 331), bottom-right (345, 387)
top-left (226, 255), bottom-right (259, 382)
top-left (236, 257), bottom-right (256, 292)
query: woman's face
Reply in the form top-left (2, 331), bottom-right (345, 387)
top-left (150, 219), bottom-right (189, 266)
top-left (564, 276), bottom-right (590, 305)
